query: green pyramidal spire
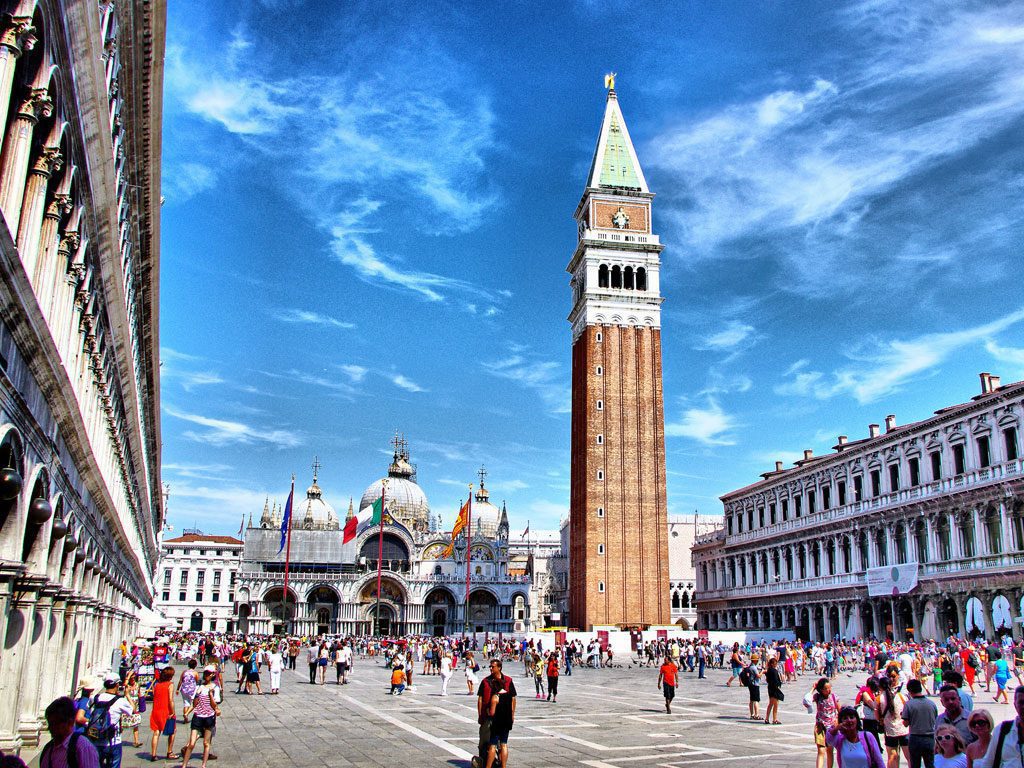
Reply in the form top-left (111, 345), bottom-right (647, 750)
top-left (586, 85), bottom-right (648, 192)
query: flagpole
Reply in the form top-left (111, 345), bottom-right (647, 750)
top-left (374, 481), bottom-right (387, 637)
top-left (464, 484), bottom-right (473, 639)
top-left (282, 474), bottom-right (295, 634)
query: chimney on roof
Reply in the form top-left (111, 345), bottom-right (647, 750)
top-left (885, 414), bottom-right (896, 432)
top-left (775, 461), bottom-right (783, 472)
top-left (980, 372), bottom-right (992, 394)
top-left (838, 435), bottom-right (847, 446)
top-left (803, 449), bottom-right (813, 461)
top-left (869, 424), bottom-right (880, 438)
top-left (990, 375), bottom-right (1001, 390)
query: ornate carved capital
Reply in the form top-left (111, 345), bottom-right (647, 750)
top-left (0, 16), bottom-right (36, 55)
top-left (16, 87), bottom-right (52, 122)
top-left (31, 147), bottom-right (62, 176)
top-left (57, 231), bottom-right (80, 259)
top-left (46, 192), bottom-right (73, 219)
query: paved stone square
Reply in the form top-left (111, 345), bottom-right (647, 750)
top-left (114, 661), bottom-right (1019, 768)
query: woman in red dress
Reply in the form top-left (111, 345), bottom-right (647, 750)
top-left (149, 666), bottom-right (177, 761)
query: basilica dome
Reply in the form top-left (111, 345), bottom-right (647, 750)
top-left (359, 443), bottom-right (431, 534)
top-left (296, 478), bottom-right (339, 530)
top-left (471, 485), bottom-right (502, 538)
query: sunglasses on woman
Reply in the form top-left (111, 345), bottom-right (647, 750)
top-left (970, 721), bottom-right (990, 729)
top-left (937, 735), bottom-right (958, 742)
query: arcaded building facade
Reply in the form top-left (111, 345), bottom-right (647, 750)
top-left (694, 375), bottom-right (1024, 643)
top-left (0, 0), bottom-right (164, 753)
top-left (567, 83), bottom-right (670, 630)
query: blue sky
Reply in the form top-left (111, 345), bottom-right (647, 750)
top-left (159, 0), bottom-right (1024, 536)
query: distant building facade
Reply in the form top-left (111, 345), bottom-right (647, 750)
top-left (509, 528), bottom-right (562, 630)
top-left (154, 533), bottom-right (243, 633)
top-left (0, 0), bottom-right (164, 753)
top-left (234, 444), bottom-right (532, 637)
top-left (694, 375), bottom-right (1024, 642)
top-left (668, 514), bottom-right (720, 630)
top-left (568, 84), bottom-right (670, 630)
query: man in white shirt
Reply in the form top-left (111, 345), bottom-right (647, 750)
top-left (976, 685), bottom-right (1024, 767)
top-left (338, 642), bottom-right (353, 684)
top-left (897, 648), bottom-right (916, 685)
top-left (89, 675), bottom-right (135, 768)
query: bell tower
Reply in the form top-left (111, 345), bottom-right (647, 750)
top-left (567, 79), bottom-right (670, 630)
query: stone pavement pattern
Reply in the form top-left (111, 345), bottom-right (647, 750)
top-left (113, 662), bottom-right (1020, 768)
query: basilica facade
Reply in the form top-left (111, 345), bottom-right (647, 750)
top-left (234, 442), bottom-right (532, 637)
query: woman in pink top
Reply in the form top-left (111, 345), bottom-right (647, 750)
top-left (180, 669), bottom-right (221, 768)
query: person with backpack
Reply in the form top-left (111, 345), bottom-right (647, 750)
top-left (742, 654), bottom-right (762, 721)
top-left (86, 675), bottom-right (134, 768)
top-left (976, 685), bottom-right (1024, 767)
top-left (41, 696), bottom-right (100, 768)
top-left (726, 643), bottom-right (743, 687)
top-left (73, 678), bottom-right (97, 734)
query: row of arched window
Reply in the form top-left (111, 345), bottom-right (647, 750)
top-left (598, 264), bottom-right (647, 290)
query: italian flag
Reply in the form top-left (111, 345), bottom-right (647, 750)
top-left (343, 496), bottom-right (383, 544)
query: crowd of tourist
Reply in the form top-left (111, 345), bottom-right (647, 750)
top-left (7, 628), bottom-right (1024, 768)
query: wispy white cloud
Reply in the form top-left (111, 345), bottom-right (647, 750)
top-left (167, 480), bottom-right (288, 533)
top-left (495, 479), bottom-right (529, 492)
top-left (162, 161), bottom-right (216, 203)
top-left (163, 463), bottom-right (235, 481)
top-left (648, 0), bottom-right (1024, 295)
top-left (338, 365), bottom-right (368, 383)
top-left (985, 340), bottom-right (1024, 373)
top-left (666, 398), bottom-right (738, 446)
top-left (388, 373), bottom-right (427, 393)
top-left (775, 307), bottom-right (1024, 403)
top-left (418, 441), bottom-right (478, 462)
top-left (165, 26), bottom-right (502, 303)
top-left (482, 355), bottom-right (570, 414)
top-left (697, 321), bottom-right (756, 351)
top-left (165, 406), bottom-right (300, 448)
top-left (275, 309), bottom-right (355, 329)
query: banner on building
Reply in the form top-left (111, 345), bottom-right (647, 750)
top-left (866, 563), bottom-right (919, 597)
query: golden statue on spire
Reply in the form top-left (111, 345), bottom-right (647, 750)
top-left (604, 72), bottom-right (617, 91)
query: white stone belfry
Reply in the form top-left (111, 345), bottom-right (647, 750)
top-left (567, 86), bottom-right (664, 343)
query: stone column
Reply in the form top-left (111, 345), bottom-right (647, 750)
top-left (1008, 592), bottom-right (1023, 641)
top-left (954, 595), bottom-right (967, 638)
top-left (0, 87), bottom-right (51, 234)
top-left (973, 507), bottom-right (987, 557)
top-left (950, 512), bottom-right (964, 560)
top-left (884, 527), bottom-right (896, 566)
top-left (17, 586), bottom-right (56, 747)
top-left (1000, 501), bottom-right (1015, 558)
top-left (0, 16), bottom-right (35, 145)
top-left (910, 598), bottom-right (925, 640)
top-left (0, 587), bottom-right (42, 753)
top-left (16, 143), bottom-right (61, 279)
top-left (980, 592), bottom-right (996, 640)
top-left (923, 516), bottom-right (936, 562)
top-left (33, 188), bottom-right (71, 292)
top-left (849, 602), bottom-right (863, 639)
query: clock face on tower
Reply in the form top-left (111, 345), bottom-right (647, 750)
top-left (612, 207), bottom-right (630, 229)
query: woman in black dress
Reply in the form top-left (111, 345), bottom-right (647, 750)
top-left (764, 656), bottom-right (784, 724)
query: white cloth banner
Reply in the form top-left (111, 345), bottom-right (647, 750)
top-left (865, 563), bottom-right (919, 597)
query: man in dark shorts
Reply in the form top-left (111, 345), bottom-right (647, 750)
top-left (658, 657), bottom-right (678, 714)
top-left (474, 659), bottom-right (516, 768)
